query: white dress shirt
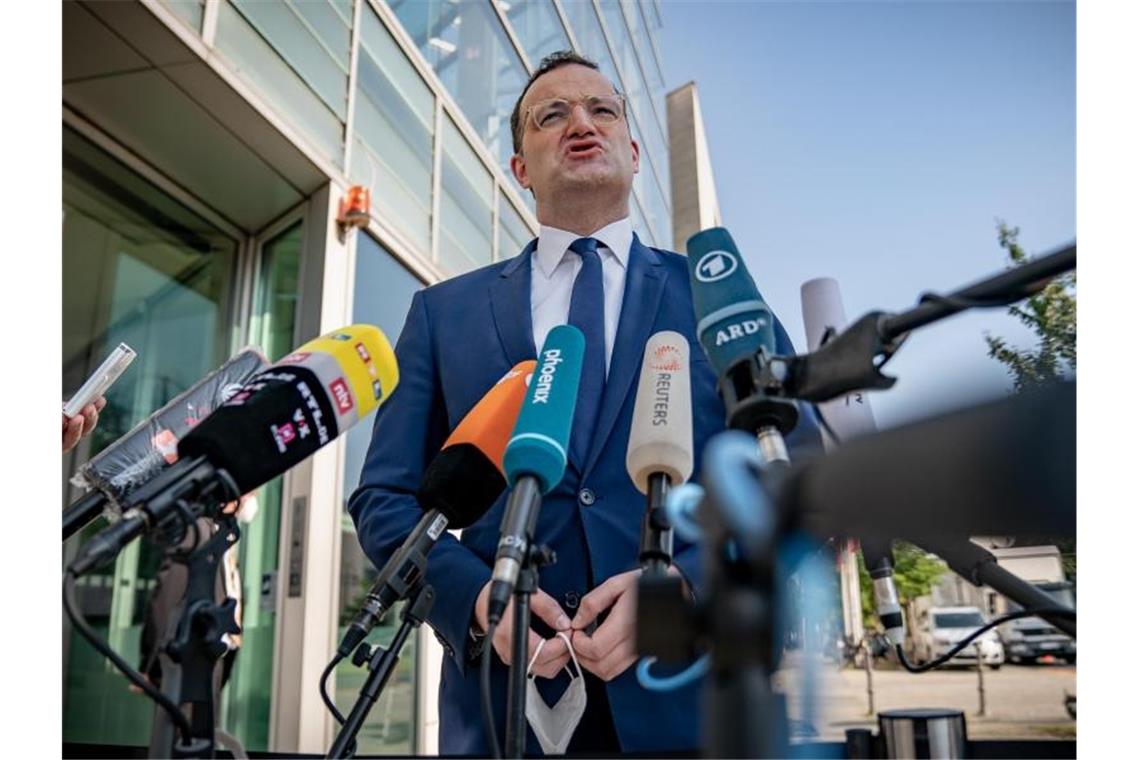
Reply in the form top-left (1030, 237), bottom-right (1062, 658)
top-left (530, 217), bottom-right (633, 377)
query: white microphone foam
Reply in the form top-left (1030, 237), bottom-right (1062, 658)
top-left (626, 331), bottom-right (694, 493)
top-left (800, 278), bottom-right (879, 447)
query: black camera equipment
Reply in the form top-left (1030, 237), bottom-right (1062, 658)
top-left (638, 243), bottom-right (1077, 758)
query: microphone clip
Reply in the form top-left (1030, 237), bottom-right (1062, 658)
top-left (760, 311), bottom-right (905, 405)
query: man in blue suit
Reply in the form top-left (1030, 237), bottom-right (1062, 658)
top-left (348, 51), bottom-right (818, 755)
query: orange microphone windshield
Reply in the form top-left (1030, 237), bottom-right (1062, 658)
top-left (442, 360), bottom-right (535, 475)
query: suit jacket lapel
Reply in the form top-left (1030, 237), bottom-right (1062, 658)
top-left (490, 239), bottom-right (538, 367)
top-left (582, 234), bottom-right (665, 478)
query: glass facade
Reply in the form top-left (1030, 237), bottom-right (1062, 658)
top-left (339, 232), bottom-right (425, 753)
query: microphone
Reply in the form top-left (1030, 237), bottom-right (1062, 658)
top-left (63, 348), bottom-right (269, 541)
top-left (487, 325), bottom-right (584, 626)
top-left (686, 227), bottom-right (798, 459)
top-left (337, 360), bottom-right (536, 656)
top-left (68, 325), bottom-right (398, 576)
top-left (801, 278), bottom-right (903, 646)
top-left (626, 331), bottom-right (693, 576)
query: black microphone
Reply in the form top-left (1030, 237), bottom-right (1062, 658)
top-left (68, 325), bottom-right (398, 576)
top-left (337, 361), bottom-right (535, 657)
top-left (63, 348), bottom-right (268, 541)
top-left (686, 227), bottom-right (799, 462)
top-left (487, 326), bottom-right (584, 626)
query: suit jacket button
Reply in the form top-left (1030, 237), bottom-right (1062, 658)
top-left (578, 488), bottom-right (595, 506)
top-left (564, 591), bottom-right (580, 609)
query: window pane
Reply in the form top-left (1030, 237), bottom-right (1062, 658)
top-left (390, 0), bottom-right (528, 176)
top-left (158, 0), bottom-right (204, 33)
top-left (630, 189), bottom-right (656, 248)
top-left (62, 126), bottom-right (239, 746)
top-left (439, 117), bottom-right (494, 276)
top-left (504, 0), bottom-right (570, 69)
top-left (340, 233), bottom-right (425, 755)
top-left (215, 0), bottom-right (346, 166)
top-left (498, 192), bottom-right (533, 262)
top-left (351, 6), bottom-right (435, 254)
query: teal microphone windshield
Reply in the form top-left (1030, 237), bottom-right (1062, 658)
top-left (503, 324), bottom-right (585, 492)
top-left (686, 227), bottom-right (777, 375)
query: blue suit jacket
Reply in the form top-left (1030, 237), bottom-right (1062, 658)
top-left (348, 234), bottom-right (819, 754)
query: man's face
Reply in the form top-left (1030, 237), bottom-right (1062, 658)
top-left (510, 64), bottom-right (640, 204)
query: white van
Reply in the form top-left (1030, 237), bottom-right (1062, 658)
top-left (910, 605), bottom-right (1005, 669)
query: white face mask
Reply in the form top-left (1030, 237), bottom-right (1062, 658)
top-left (525, 632), bottom-right (587, 755)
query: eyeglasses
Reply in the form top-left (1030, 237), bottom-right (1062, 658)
top-left (524, 94), bottom-right (626, 132)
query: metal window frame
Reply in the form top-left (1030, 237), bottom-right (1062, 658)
top-left (618, 0), bottom-right (670, 146)
top-left (488, 0), bottom-right (534, 74)
top-left (342, 0), bottom-right (364, 175)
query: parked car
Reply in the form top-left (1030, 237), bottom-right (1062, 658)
top-left (909, 605), bottom-right (1005, 669)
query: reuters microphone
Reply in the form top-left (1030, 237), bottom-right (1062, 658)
top-left (802, 277), bottom-right (903, 645)
top-left (338, 360), bottom-right (535, 656)
top-left (63, 348), bottom-right (269, 541)
top-left (687, 227), bottom-right (798, 461)
top-left (487, 325), bottom-right (584, 626)
top-left (626, 332), bottom-right (693, 576)
top-left (68, 325), bottom-right (398, 576)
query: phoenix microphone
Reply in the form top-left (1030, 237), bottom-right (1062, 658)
top-left (626, 331), bottom-right (693, 576)
top-left (338, 361), bottom-right (535, 656)
top-left (68, 325), bottom-right (398, 576)
top-left (63, 349), bottom-right (269, 541)
top-left (687, 227), bottom-right (798, 459)
top-left (487, 325), bottom-right (584, 625)
top-left (801, 277), bottom-right (903, 646)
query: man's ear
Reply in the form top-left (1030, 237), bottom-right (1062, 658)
top-left (630, 137), bottom-right (640, 174)
top-left (510, 153), bottom-right (531, 190)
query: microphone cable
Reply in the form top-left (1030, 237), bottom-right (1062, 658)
top-left (319, 655), bottom-right (347, 725)
top-left (480, 621), bottom-right (502, 759)
top-left (892, 607), bottom-right (1076, 673)
top-left (63, 572), bottom-right (194, 745)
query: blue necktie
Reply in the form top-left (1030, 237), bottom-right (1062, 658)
top-left (567, 237), bottom-right (606, 466)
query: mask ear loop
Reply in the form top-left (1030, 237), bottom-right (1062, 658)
top-left (526, 638), bottom-right (548, 679)
top-left (555, 632), bottom-right (584, 680)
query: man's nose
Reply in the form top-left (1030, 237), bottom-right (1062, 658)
top-left (565, 103), bottom-right (598, 136)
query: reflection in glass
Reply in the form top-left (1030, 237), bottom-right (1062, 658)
top-left (390, 0), bottom-right (528, 175)
top-left (439, 117), bottom-right (494, 276)
top-left (351, 5), bottom-right (435, 255)
top-left (62, 127), bottom-right (238, 746)
top-left (504, 0), bottom-right (570, 69)
top-left (498, 192), bottom-right (534, 262)
top-left (340, 233), bottom-right (425, 755)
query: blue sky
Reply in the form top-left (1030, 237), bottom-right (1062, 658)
top-left (659, 0), bottom-right (1075, 428)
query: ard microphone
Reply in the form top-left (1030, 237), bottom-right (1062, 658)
top-left (487, 325), bottom-right (584, 625)
top-left (338, 361), bottom-right (535, 656)
top-left (68, 326), bottom-right (398, 576)
top-left (802, 278), bottom-right (903, 645)
top-left (687, 227), bottom-right (798, 456)
top-left (63, 349), bottom-right (268, 541)
top-left (626, 331), bottom-right (693, 576)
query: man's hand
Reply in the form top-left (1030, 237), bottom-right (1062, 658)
top-left (474, 580), bottom-right (572, 679)
top-left (62, 396), bottom-right (106, 453)
top-left (569, 567), bottom-right (689, 681)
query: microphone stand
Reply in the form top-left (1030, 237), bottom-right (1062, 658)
top-left (149, 514), bottom-right (242, 759)
top-left (639, 472), bottom-right (674, 577)
top-left (327, 582), bottom-right (435, 759)
top-left (505, 542), bottom-right (556, 759)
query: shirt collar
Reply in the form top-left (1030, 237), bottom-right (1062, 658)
top-left (533, 217), bottom-right (633, 278)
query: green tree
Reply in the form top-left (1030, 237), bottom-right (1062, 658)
top-left (984, 221), bottom-right (1076, 391)
top-left (858, 542), bottom-right (946, 630)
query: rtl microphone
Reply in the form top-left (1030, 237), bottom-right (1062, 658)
top-left (63, 348), bottom-right (269, 541)
top-left (338, 361), bottom-right (536, 656)
top-left (687, 227), bottom-right (798, 460)
top-left (626, 331), bottom-right (693, 576)
top-left (801, 278), bottom-right (903, 645)
top-left (487, 325), bottom-right (584, 626)
top-left (68, 325), bottom-right (398, 576)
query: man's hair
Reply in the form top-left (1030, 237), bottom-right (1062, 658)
top-left (510, 50), bottom-right (610, 155)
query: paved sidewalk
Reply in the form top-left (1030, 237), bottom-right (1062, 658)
top-left (774, 655), bottom-right (1076, 741)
